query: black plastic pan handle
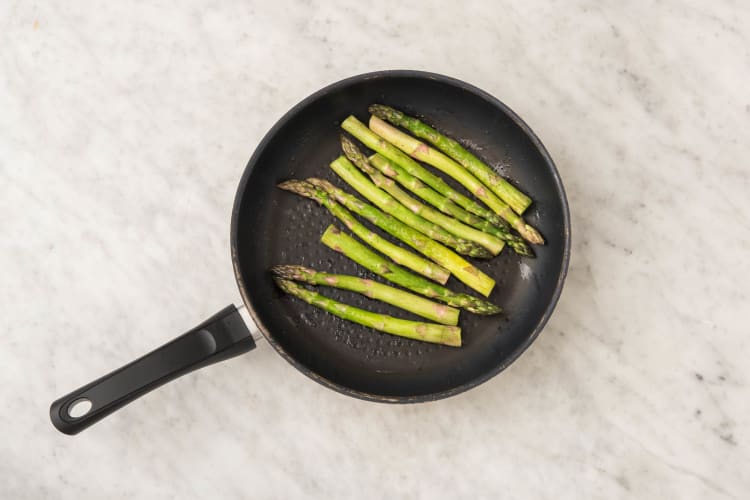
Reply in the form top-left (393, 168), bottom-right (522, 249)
top-left (50, 305), bottom-right (256, 435)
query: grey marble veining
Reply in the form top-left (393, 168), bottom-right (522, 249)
top-left (1, 1), bottom-right (748, 498)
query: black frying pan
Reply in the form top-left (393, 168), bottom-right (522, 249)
top-left (50, 70), bottom-right (570, 435)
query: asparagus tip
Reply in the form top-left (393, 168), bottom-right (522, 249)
top-left (368, 104), bottom-right (395, 119)
top-left (271, 265), bottom-right (315, 282)
top-left (273, 277), bottom-right (300, 295)
top-left (458, 243), bottom-right (494, 259)
top-left (488, 214), bottom-right (509, 228)
top-left (524, 225), bottom-right (546, 245)
top-left (340, 134), bottom-right (365, 161)
top-left (465, 300), bottom-right (503, 316)
top-left (340, 135), bottom-right (376, 175)
top-left (277, 179), bottom-right (318, 200)
top-left (307, 177), bottom-right (336, 193)
top-left (340, 133), bottom-right (358, 152)
top-left (510, 240), bottom-right (535, 257)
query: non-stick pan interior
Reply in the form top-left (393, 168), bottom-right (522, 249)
top-left (232, 71), bottom-right (569, 401)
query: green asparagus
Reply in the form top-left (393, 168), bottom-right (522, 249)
top-left (278, 180), bottom-right (450, 284)
top-left (310, 177), bottom-right (495, 297)
top-left (274, 278), bottom-right (461, 347)
top-left (320, 225), bottom-right (502, 315)
top-left (272, 265), bottom-right (459, 325)
top-left (341, 115), bottom-right (506, 228)
top-left (369, 104), bottom-right (532, 215)
top-left (368, 115), bottom-right (544, 245)
top-left (369, 154), bottom-right (533, 257)
top-left (340, 135), bottom-right (505, 256)
top-left (330, 155), bottom-right (491, 259)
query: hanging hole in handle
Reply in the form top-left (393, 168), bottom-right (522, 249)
top-left (68, 398), bottom-right (92, 418)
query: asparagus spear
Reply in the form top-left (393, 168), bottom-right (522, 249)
top-left (369, 154), bottom-right (533, 257)
top-left (330, 155), bottom-right (491, 259)
top-left (310, 177), bottom-right (495, 297)
top-left (278, 180), bottom-right (450, 284)
top-left (272, 265), bottom-right (459, 325)
top-left (370, 104), bottom-right (532, 215)
top-left (340, 135), bottom-right (505, 256)
top-left (368, 115), bottom-right (544, 245)
top-left (341, 115), bottom-right (506, 227)
top-left (320, 225), bottom-right (501, 315)
top-left (275, 278), bottom-right (461, 347)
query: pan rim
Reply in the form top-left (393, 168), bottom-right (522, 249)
top-left (230, 69), bottom-right (571, 403)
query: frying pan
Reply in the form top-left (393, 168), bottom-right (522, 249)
top-left (50, 70), bottom-right (570, 435)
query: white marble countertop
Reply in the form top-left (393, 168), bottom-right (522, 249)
top-left (2, 1), bottom-right (748, 498)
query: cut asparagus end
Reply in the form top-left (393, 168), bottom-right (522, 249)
top-left (369, 115), bottom-right (423, 156)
